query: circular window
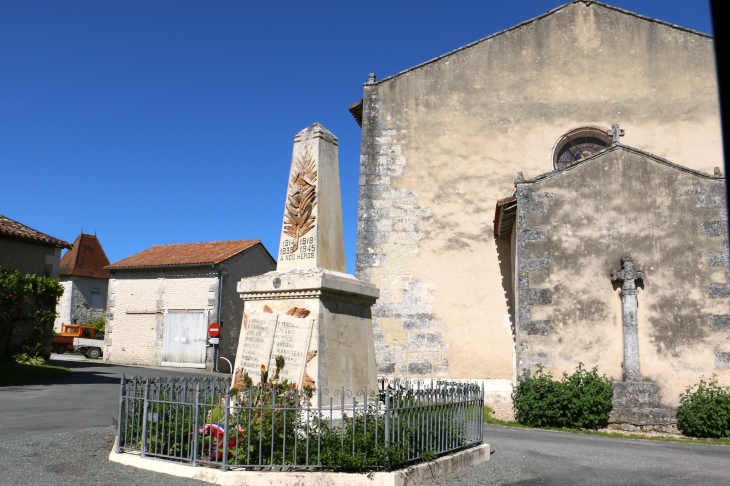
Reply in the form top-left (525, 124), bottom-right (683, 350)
top-left (552, 127), bottom-right (611, 171)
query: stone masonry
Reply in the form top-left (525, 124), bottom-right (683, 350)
top-left (356, 79), bottom-right (449, 378)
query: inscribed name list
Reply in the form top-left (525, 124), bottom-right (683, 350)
top-left (240, 312), bottom-right (314, 385)
top-left (240, 313), bottom-right (277, 380)
top-left (270, 314), bottom-right (314, 385)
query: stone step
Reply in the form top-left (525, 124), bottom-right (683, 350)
top-left (612, 381), bottom-right (659, 408)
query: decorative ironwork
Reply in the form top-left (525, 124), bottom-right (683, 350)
top-left (116, 375), bottom-right (484, 471)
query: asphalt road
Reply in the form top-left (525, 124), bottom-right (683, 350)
top-left (0, 355), bottom-right (225, 441)
top-left (2, 359), bottom-right (729, 485)
top-left (423, 425), bottom-right (730, 486)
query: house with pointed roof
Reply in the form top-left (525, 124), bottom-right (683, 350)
top-left (103, 239), bottom-right (275, 370)
top-left (0, 214), bottom-right (71, 278)
top-left (54, 233), bottom-right (111, 332)
top-left (350, 0), bottom-right (727, 426)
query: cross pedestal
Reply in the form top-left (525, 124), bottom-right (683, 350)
top-left (611, 257), bottom-right (644, 382)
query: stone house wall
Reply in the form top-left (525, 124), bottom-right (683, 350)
top-left (355, 1), bottom-right (721, 406)
top-left (104, 267), bottom-right (218, 367)
top-left (513, 146), bottom-right (729, 407)
top-left (104, 245), bottom-right (275, 369)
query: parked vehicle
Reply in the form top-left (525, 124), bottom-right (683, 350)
top-left (52, 324), bottom-right (103, 354)
top-left (73, 337), bottom-right (104, 359)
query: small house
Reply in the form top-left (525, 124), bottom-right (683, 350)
top-left (0, 214), bottom-right (71, 278)
top-left (103, 239), bottom-right (275, 370)
top-left (55, 233), bottom-right (111, 332)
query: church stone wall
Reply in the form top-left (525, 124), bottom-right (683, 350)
top-left (515, 147), bottom-right (729, 408)
top-left (355, 0), bottom-right (721, 403)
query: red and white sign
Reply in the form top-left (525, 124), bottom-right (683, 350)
top-left (208, 322), bottom-right (220, 338)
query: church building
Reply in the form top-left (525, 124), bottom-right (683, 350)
top-left (350, 0), bottom-right (727, 424)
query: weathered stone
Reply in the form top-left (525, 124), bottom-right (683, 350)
top-left (700, 221), bottom-right (728, 236)
top-left (612, 381), bottom-right (659, 408)
top-left (408, 361), bottom-right (432, 375)
top-left (715, 352), bottom-right (730, 367)
top-left (519, 288), bottom-right (552, 305)
top-left (519, 352), bottom-right (552, 369)
top-left (696, 195), bottom-right (725, 208)
top-left (709, 315), bottom-right (730, 330)
top-left (519, 258), bottom-right (550, 271)
top-left (277, 123), bottom-right (345, 272)
top-left (519, 320), bottom-right (552, 336)
top-left (706, 252), bottom-right (729, 267)
top-left (709, 284), bottom-right (730, 298)
top-left (608, 407), bottom-right (677, 426)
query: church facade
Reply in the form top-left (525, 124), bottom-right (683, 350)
top-left (351, 0), bottom-right (726, 417)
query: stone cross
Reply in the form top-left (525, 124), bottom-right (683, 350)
top-left (611, 257), bottom-right (644, 382)
top-left (276, 123), bottom-right (346, 273)
top-left (606, 124), bottom-right (625, 144)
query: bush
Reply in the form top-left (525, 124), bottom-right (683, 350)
top-left (0, 267), bottom-right (64, 361)
top-left (512, 363), bottom-right (613, 429)
top-left (87, 315), bottom-right (105, 334)
top-left (677, 375), bottom-right (730, 438)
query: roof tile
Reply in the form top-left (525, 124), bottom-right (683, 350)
top-left (107, 239), bottom-right (261, 269)
top-left (60, 233), bottom-right (111, 279)
top-left (0, 214), bottom-right (72, 249)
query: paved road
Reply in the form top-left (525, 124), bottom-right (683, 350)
top-left (423, 425), bottom-right (730, 485)
top-left (0, 355), bottom-right (225, 441)
top-left (2, 360), bottom-right (729, 485)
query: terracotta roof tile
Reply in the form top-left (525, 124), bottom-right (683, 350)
top-left (107, 239), bottom-right (261, 269)
top-left (0, 214), bottom-right (72, 249)
top-left (60, 233), bottom-right (111, 279)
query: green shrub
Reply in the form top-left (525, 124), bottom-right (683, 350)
top-left (677, 375), bottom-right (730, 438)
top-left (512, 363), bottom-right (613, 429)
top-left (0, 267), bottom-right (64, 361)
top-left (12, 352), bottom-right (46, 366)
top-left (87, 315), bottom-right (106, 334)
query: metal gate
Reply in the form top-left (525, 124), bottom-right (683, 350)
top-left (161, 310), bottom-right (208, 368)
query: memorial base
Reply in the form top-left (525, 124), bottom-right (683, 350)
top-left (233, 268), bottom-right (379, 396)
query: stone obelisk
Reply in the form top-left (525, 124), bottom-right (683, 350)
top-left (232, 123), bottom-right (378, 396)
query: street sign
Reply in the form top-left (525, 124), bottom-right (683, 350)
top-left (208, 337), bottom-right (220, 345)
top-left (208, 322), bottom-right (220, 337)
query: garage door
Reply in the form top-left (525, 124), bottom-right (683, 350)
top-left (161, 310), bottom-right (208, 368)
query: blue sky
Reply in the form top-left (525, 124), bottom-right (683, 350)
top-left (0, 1), bottom-right (713, 273)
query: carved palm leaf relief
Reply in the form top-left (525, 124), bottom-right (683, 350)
top-left (283, 148), bottom-right (318, 253)
top-left (286, 307), bottom-right (311, 318)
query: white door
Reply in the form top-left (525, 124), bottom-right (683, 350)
top-left (161, 310), bottom-right (208, 368)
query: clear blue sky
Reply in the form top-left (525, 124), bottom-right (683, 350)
top-left (0, 1), bottom-right (713, 273)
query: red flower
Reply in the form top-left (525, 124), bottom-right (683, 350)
top-left (14, 302), bottom-right (19, 306)
top-left (260, 364), bottom-right (266, 371)
top-left (9, 294), bottom-right (14, 299)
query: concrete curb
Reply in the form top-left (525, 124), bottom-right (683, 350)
top-left (108, 441), bottom-right (490, 486)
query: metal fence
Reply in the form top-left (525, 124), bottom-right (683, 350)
top-left (116, 375), bottom-right (484, 471)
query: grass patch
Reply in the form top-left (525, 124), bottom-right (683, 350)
top-left (0, 361), bottom-right (71, 386)
top-left (483, 406), bottom-right (730, 447)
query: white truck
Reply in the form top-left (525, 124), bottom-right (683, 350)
top-left (73, 337), bottom-right (104, 359)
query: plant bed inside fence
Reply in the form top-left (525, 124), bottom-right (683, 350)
top-left (115, 359), bottom-right (485, 474)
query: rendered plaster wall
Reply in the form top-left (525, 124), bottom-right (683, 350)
top-left (104, 268), bottom-right (218, 367)
top-left (54, 280), bottom-right (73, 332)
top-left (0, 237), bottom-right (62, 278)
top-left (218, 246), bottom-right (276, 369)
top-left (514, 147), bottom-right (729, 408)
top-left (356, 0), bottom-right (721, 395)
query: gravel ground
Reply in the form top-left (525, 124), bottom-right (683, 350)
top-left (0, 426), bottom-right (209, 486)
